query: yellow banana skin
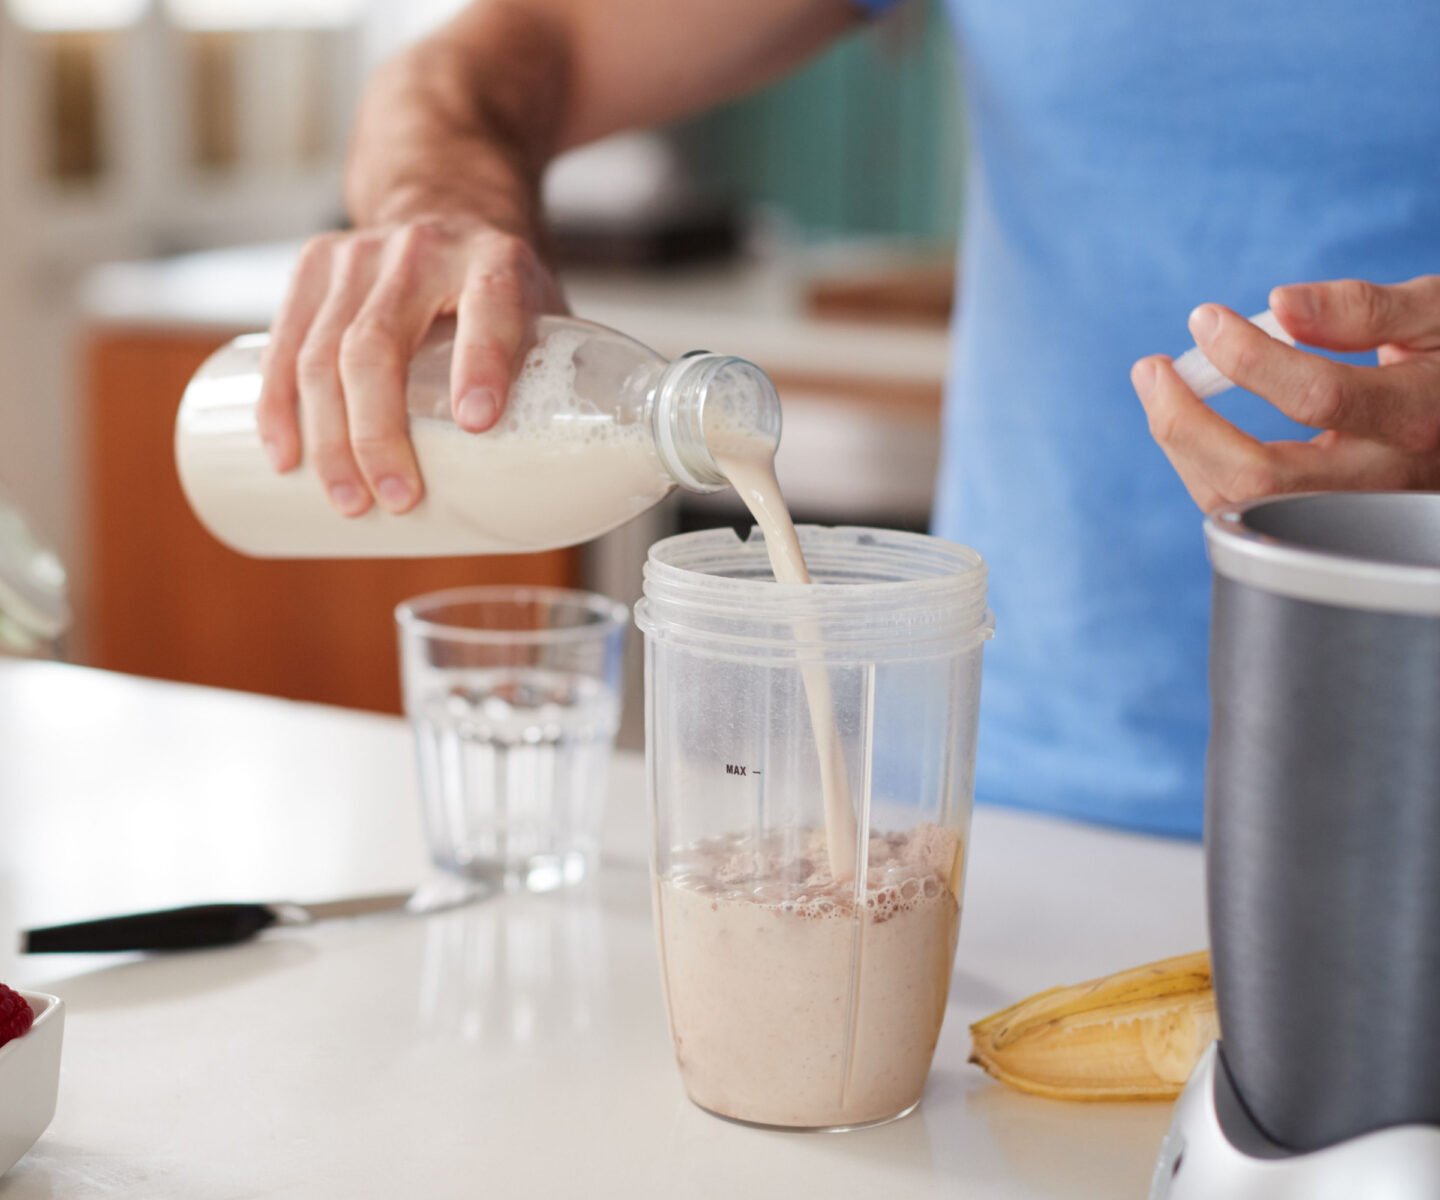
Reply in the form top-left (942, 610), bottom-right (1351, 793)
top-left (969, 951), bottom-right (1217, 1101)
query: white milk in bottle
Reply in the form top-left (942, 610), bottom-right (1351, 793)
top-left (175, 318), bottom-right (777, 558)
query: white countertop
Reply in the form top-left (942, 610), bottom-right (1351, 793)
top-left (0, 661), bottom-right (1205, 1199)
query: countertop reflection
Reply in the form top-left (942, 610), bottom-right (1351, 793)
top-left (416, 886), bottom-right (613, 1049)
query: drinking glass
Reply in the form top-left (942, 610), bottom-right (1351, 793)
top-left (396, 586), bottom-right (628, 892)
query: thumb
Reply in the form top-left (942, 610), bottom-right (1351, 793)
top-left (1270, 275), bottom-right (1440, 353)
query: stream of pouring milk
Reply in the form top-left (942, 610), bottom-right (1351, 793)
top-left (709, 434), bottom-right (859, 881)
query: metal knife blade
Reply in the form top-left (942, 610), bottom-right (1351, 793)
top-left (271, 890), bottom-right (417, 924)
top-left (274, 876), bottom-right (486, 925)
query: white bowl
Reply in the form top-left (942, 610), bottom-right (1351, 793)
top-left (0, 991), bottom-right (64, 1177)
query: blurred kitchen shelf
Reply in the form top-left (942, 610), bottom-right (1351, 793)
top-left (84, 239), bottom-right (953, 385)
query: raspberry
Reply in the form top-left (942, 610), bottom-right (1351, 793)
top-left (0, 983), bottom-right (34, 1049)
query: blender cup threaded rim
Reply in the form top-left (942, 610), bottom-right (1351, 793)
top-left (636, 525), bottom-right (992, 660)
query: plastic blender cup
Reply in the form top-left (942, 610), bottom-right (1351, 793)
top-left (635, 526), bottom-right (992, 1130)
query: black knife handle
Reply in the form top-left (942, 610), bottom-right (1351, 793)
top-left (24, 903), bottom-right (280, 953)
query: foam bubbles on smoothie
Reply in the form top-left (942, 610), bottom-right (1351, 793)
top-left (667, 824), bottom-right (960, 923)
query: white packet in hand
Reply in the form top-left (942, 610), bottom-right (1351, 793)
top-left (1173, 309), bottom-right (1295, 400)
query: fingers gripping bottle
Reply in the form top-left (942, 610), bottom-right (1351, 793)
top-left (175, 317), bottom-right (781, 557)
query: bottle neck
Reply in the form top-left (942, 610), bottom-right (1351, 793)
top-left (649, 352), bottom-right (783, 494)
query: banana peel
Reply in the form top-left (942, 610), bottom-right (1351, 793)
top-left (969, 950), bottom-right (1217, 1101)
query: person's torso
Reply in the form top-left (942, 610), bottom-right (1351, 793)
top-left (934, 0), bottom-right (1440, 835)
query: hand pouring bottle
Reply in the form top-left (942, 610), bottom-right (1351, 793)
top-left (175, 316), bottom-right (780, 558)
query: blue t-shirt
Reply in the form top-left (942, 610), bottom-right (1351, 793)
top-left (860, 1), bottom-right (1440, 837)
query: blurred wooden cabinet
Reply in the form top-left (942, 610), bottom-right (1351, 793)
top-left (81, 327), bottom-right (579, 713)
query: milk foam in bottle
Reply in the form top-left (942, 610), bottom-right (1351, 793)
top-left (175, 316), bottom-right (780, 558)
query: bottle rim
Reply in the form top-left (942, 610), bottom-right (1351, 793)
top-left (650, 353), bottom-right (781, 494)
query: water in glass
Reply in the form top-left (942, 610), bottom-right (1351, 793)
top-left (412, 666), bottom-right (620, 891)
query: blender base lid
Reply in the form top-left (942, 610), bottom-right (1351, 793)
top-left (1151, 1043), bottom-right (1440, 1200)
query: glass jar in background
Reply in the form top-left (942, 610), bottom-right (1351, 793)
top-left (0, 489), bottom-right (70, 660)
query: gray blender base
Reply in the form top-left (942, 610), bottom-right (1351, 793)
top-left (1151, 1044), bottom-right (1440, 1199)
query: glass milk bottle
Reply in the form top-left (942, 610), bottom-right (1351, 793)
top-left (175, 317), bottom-right (780, 557)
